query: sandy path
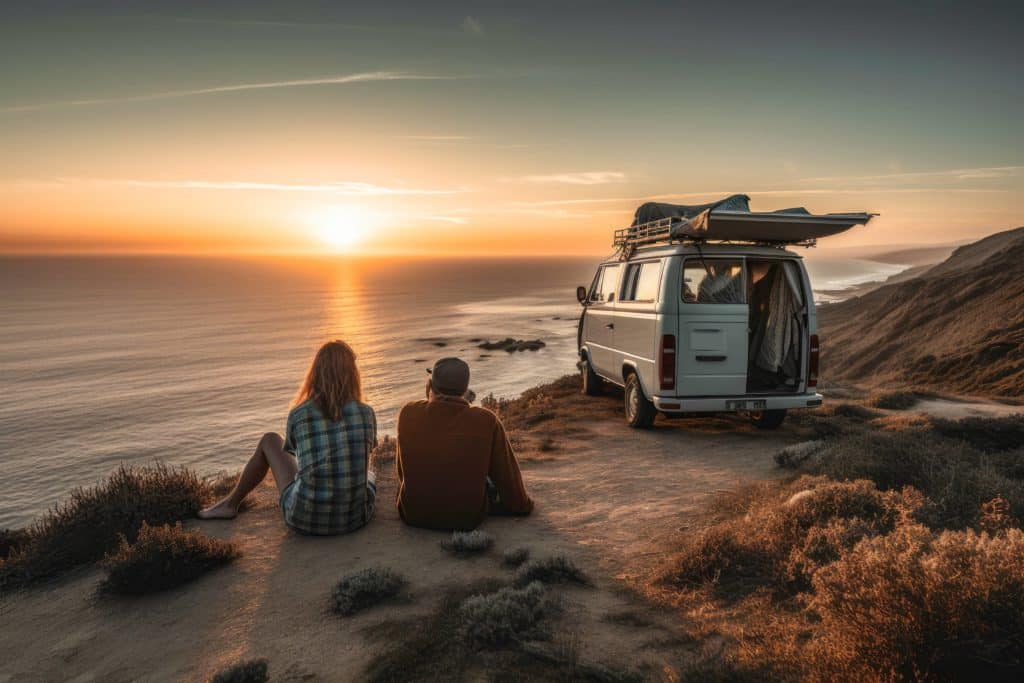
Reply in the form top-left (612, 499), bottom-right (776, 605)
top-left (0, 409), bottom-right (793, 682)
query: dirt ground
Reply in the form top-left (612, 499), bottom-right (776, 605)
top-left (0, 391), bottom-right (865, 682)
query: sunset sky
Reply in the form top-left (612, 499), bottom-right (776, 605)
top-left (2, 1), bottom-right (1022, 255)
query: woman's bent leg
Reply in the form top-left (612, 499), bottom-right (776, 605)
top-left (198, 433), bottom-right (298, 520)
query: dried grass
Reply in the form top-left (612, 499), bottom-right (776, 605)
top-left (332, 567), bottom-right (404, 616)
top-left (101, 521), bottom-right (237, 595)
top-left (441, 530), bottom-right (495, 554)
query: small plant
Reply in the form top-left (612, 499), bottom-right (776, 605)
top-left (1, 462), bottom-right (208, 591)
top-left (514, 555), bottom-right (588, 587)
top-left (979, 496), bottom-right (1014, 534)
top-left (209, 658), bottom-right (269, 683)
top-left (460, 581), bottom-right (549, 648)
top-left (441, 529), bottom-right (494, 554)
top-left (332, 566), bottom-right (404, 616)
top-left (868, 390), bottom-right (920, 410)
top-left (101, 522), bottom-right (238, 595)
top-left (502, 546), bottom-right (530, 567)
top-left (774, 441), bottom-right (824, 469)
top-left (0, 528), bottom-right (29, 560)
top-left (371, 435), bottom-right (397, 465)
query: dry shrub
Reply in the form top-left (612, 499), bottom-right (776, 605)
top-left (441, 530), bottom-right (494, 555)
top-left (371, 435), bottom-right (397, 464)
top-left (332, 566), bottom-right (404, 616)
top-left (869, 390), bottom-right (920, 410)
top-left (663, 477), bottom-right (920, 598)
top-left (460, 581), bottom-right (550, 648)
top-left (932, 415), bottom-right (1024, 453)
top-left (502, 546), bottom-right (530, 567)
top-left (514, 555), bottom-right (588, 587)
top-left (805, 525), bottom-right (1024, 680)
top-left (979, 496), bottom-right (1015, 534)
top-left (774, 441), bottom-right (825, 469)
top-left (795, 429), bottom-right (1024, 529)
top-left (1, 463), bottom-right (207, 591)
top-left (101, 521), bottom-right (237, 595)
top-left (0, 528), bottom-right (30, 560)
top-left (209, 659), bottom-right (269, 683)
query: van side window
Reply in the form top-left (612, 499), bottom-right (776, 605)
top-left (682, 259), bottom-right (745, 304)
top-left (590, 264), bottom-right (621, 303)
top-left (621, 261), bottom-right (661, 302)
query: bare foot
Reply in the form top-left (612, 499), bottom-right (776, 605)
top-left (197, 499), bottom-right (238, 520)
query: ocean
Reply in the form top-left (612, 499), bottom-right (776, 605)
top-left (0, 253), bottom-right (909, 527)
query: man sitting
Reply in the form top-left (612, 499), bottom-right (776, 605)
top-left (396, 357), bottom-right (534, 530)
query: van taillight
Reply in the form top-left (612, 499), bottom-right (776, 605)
top-left (660, 334), bottom-right (676, 391)
top-left (808, 334), bottom-right (820, 388)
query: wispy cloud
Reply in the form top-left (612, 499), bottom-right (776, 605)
top-left (421, 215), bottom-right (470, 224)
top-left (513, 171), bottom-right (627, 185)
top-left (800, 166), bottom-right (1022, 183)
top-left (461, 16), bottom-right (484, 36)
top-left (1, 71), bottom-right (455, 114)
top-left (37, 177), bottom-right (466, 196)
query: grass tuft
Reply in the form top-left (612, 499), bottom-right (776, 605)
top-left (209, 658), bottom-right (269, 683)
top-left (441, 529), bottom-right (495, 554)
top-left (460, 581), bottom-right (550, 648)
top-left (868, 390), bottom-right (920, 410)
top-left (1, 463), bottom-right (207, 591)
top-left (502, 546), bottom-right (530, 567)
top-left (514, 555), bottom-right (588, 587)
top-left (332, 566), bottom-right (404, 616)
top-left (0, 528), bottom-right (30, 560)
top-left (101, 521), bottom-right (237, 595)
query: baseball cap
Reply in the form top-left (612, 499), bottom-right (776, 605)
top-left (427, 357), bottom-right (471, 397)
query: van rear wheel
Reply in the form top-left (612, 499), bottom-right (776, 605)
top-left (625, 374), bottom-right (657, 429)
top-left (581, 357), bottom-right (604, 396)
top-left (750, 409), bottom-right (787, 430)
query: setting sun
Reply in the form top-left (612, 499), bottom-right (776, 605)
top-left (309, 205), bottom-right (375, 251)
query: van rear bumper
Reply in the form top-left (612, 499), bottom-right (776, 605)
top-left (652, 393), bottom-right (824, 413)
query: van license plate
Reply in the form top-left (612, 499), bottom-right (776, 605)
top-left (727, 400), bottom-right (766, 411)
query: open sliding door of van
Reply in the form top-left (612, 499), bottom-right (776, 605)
top-left (677, 257), bottom-right (749, 396)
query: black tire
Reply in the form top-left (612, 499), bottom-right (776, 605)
top-left (750, 409), bottom-right (787, 430)
top-left (581, 356), bottom-right (604, 396)
top-left (625, 373), bottom-right (657, 429)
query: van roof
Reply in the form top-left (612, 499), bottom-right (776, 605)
top-left (601, 242), bottom-right (804, 263)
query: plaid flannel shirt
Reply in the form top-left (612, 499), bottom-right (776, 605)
top-left (280, 399), bottom-right (377, 535)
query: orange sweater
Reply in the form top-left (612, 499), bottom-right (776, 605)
top-left (395, 397), bottom-right (533, 531)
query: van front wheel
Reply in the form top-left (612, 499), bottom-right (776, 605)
top-left (750, 409), bottom-right (787, 430)
top-left (581, 357), bottom-right (604, 396)
top-left (625, 374), bottom-right (657, 429)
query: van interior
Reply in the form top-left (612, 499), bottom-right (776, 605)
top-left (746, 259), bottom-right (805, 393)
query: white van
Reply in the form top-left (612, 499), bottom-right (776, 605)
top-left (575, 196), bottom-right (874, 429)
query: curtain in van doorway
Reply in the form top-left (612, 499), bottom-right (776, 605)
top-left (755, 265), bottom-right (801, 378)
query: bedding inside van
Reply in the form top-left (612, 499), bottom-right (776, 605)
top-left (747, 260), bottom-right (805, 392)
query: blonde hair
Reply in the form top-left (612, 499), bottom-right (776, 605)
top-left (293, 340), bottom-right (362, 421)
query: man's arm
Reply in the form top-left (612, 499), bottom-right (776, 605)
top-left (488, 420), bottom-right (533, 516)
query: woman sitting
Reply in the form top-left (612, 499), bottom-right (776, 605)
top-left (199, 340), bottom-right (377, 535)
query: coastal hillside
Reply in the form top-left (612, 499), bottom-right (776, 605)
top-left (819, 227), bottom-right (1024, 396)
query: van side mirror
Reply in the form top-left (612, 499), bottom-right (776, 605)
top-left (576, 285), bottom-right (588, 304)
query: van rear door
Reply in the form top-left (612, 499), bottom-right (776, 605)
top-left (677, 257), bottom-right (748, 396)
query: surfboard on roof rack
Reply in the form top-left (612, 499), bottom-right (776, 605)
top-left (614, 194), bottom-right (875, 250)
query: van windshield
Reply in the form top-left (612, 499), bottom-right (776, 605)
top-left (682, 259), bottom-right (745, 304)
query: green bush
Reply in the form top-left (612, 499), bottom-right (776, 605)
top-left (1, 463), bottom-right (207, 591)
top-left (459, 581), bottom-right (549, 648)
top-left (332, 567), bottom-right (404, 616)
top-left (101, 522), bottom-right (237, 595)
top-left (209, 658), bottom-right (269, 683)
top-left (514, 555), bottom-right (588, 587)
top-left (441, 529), bottom-right (494, 554)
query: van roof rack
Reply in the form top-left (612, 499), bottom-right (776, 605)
top-left (613, 216), bottom-right (817, 254)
